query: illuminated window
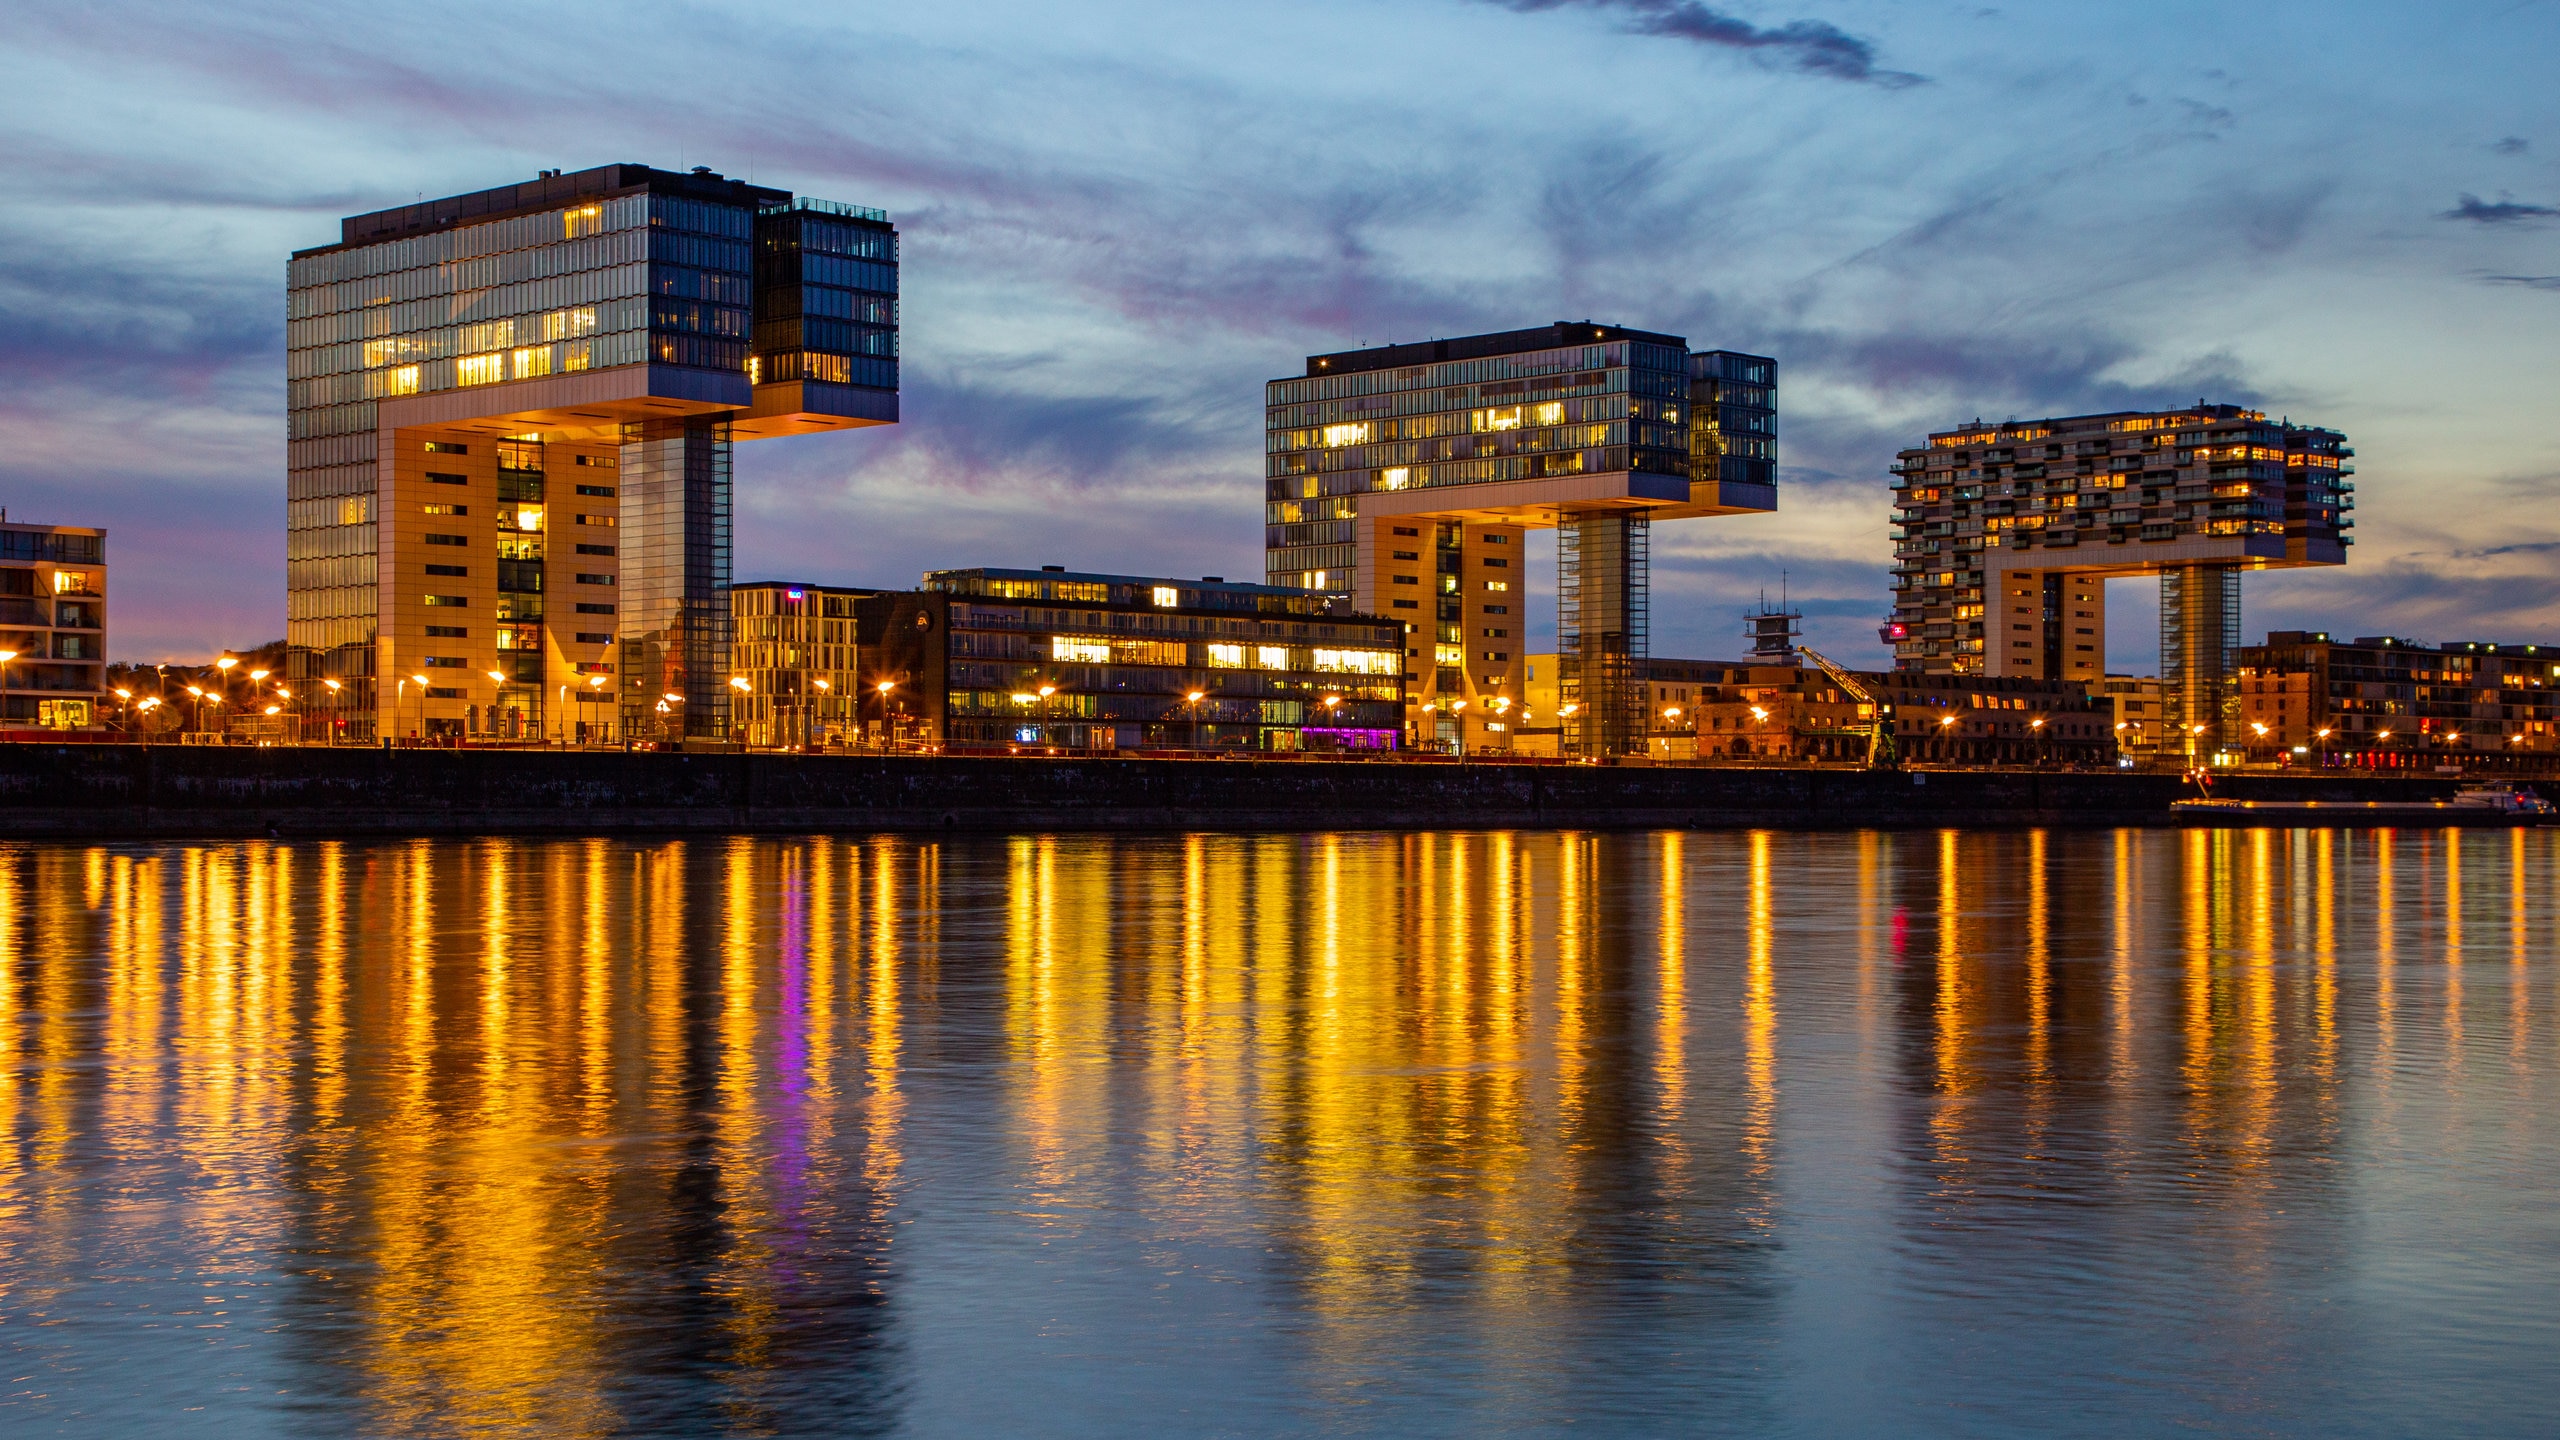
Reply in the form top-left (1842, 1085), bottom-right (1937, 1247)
top-left (421, 503), bottom-right (464, 516)
top-left (1312, 648), bottom-right (1397, 674)
top-left (563, 204), bottom-right (602, 239)
top-left (541, 306), bottom-right (598, 340)
top-left (562, 341), bottom-right (592, 373)
top-left (1256, 646), bottom-right (1289, 669)
top-left (1531, 401), bottom-right (1563, 425)
top-left (456, 353), bottom-right (504, 386)
top-left (1208, 644), bottom-right (1245, 668)
top-left (388, 365), bottom-right (422, 396)
top-left (512, 346), bottom-right (552, 379)
top-left (1378, 467), bottom-right (1410, 490)
top-left (338, 497), bottom-right (371, 524)
top-left (1052, 637), bottom-right (1112, 664)
top-left (1151, 586), bottom-right (1179, 608)
top-left (1476, 406), bottom-right (1522, 432)
top-left (1484, 580), bottom-right (1509, 592)
top-left (52, 570), bottom-right (96, 595)
top-left (1321, 422), bottom-right (1373, 447)
top-left (1435, 644), bottom-right (1465, 666)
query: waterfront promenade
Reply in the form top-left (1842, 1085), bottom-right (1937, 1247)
top-left (0, 743), bottom-right (2471, 837)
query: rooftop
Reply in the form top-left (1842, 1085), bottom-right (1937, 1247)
top-left (305, 163), bottom-right (794, 256)
top-left (1302, 321), bottom-right (1688, 378)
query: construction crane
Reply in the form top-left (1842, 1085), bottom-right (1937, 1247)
top-left (1798, 646), bottom-right (1898, 770)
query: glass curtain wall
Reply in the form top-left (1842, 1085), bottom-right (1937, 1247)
top-left (619, 418), bottom-right (733, 740)
top-left (1558, 511), bottom-right (1648, 757)
top-left (2160, 563), bottom-right (2243, 762)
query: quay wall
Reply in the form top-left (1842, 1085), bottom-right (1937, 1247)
top-left (0, 746), bottom-right (2473, 839)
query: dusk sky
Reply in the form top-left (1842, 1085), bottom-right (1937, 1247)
top-left (3, 0), bottom-right (2555, 668)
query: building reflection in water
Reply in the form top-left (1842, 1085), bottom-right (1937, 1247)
top-left (0, 825), bottom-right (2554, 1434)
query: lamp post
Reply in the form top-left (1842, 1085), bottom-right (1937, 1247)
top-left (875, 679), bottom-right (896, 750)
top-left (729, 675), bottom-right (751, 746)
top-left (2031, 716), bottom-right (2047, 769)
top-left (1038, 684), bottom-right (1057, 749)
top-left (412, 674), bottom-right (431, 743)
top-left (810, 676), bottom-right (831, 751)
top-left (1321, 694), bottom-right (1342, 752)
top-left (0, 649), bottom-right (17, 721)
top-left (1187, 690), bottom-right (1205, 752)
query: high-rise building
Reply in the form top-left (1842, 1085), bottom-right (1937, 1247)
top-left (1886, 404), bottom-right (2351, 760)
top-left (1264, 324), bottom-right (1774, 756)
top-left (0, 515), bottom-right (107, 732)
top-left (286, 164), bottom-right (898, 743)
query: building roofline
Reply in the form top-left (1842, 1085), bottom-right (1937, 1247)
top-left (293, 163), bottom-right (795, 259)
top-left (1298, 321), bottom-right (1689, 379)
top-left (925, 566), bottom-right (1311, 597)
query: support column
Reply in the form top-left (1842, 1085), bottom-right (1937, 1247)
top-left (619, 416), bottom-right (734, 742)
top-left (2160, 563), bottom-right (2240, 764)
top-left (1558, 509), bottom-right (1648, 758)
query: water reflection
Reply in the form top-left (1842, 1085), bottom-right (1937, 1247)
top-left (3, 828), bottom-right (2557, 1436)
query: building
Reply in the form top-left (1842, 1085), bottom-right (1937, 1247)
top-left (1887, 405), bottom-right (2352, 762)
top-left (0, 515), bottom-right (107, 732)
top-left (1263, 324), bottom-right (1775, 757)
top-left (864, 567), bottom-right (1402, 752)
top-left (729, 581), bottom-right (875, 747)
top-left (285, 164), bottom-right (899, 743)
top-left (2092, 674), bottom-right (2168, 763)
top-left (2238, 631), bottom-right (2560, 764)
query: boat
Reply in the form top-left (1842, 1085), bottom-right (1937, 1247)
top-left (2172, 781), bottom-right (2557, 828)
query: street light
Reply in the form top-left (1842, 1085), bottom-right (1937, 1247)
top-left (0, 649), bottom-right (15, 710)
top-left (1187, 690), bottom-right (1205, 751)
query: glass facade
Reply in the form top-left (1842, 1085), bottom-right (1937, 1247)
top-left (918, 569), bottom-right (1402, 752)
top-left (0, 521), bottom-right (107, 727)
top-left (283, 164), bottom-right (898, 743)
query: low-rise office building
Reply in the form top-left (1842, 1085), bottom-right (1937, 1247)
top-left (0, 516), bottom-right (107, 731)
top-left (2239, 630), bottom-right (2560, 762)
top-left (730, 580), bottom-right (874, 747)
top-left (859, 567), bottom-right (1402, 752)
top-left (2093, 674), bottom-right (2167, 762)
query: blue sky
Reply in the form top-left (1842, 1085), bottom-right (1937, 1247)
top-left (2, 0), bottom-right (2555, 667)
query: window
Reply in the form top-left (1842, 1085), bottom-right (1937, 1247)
top-left (512, 345), bottom-right (552, 379)
top-left (1482, 628), bottom-right (1508, 639)
top-left (576, 544), bottom-right (616, 556)
top-left (424, 595), bottom-right (467, 607)
top-left (388, 365), bottom-right (421, 396)
top-left (423, 656), bottom-right (466, 668)
top-left (576, 631), bottom-right (612, 644)
top-left (1151, 586), bottom-right (1179, 608)
top-left (575, 456), bottom-right (612, 469)
top-left (1053, 637), bottom-right (1111, 664)
top-left (456, 353), bottom-right (505, 386)
top-left (1321, 422), bottom-right (1372, 447)
top-left (1311, 648), bottom-right (1396, 674)
top-left (1391, 551), bottom-right (1419, 561)
top-left (1392, 599), bottom-right (1418, 610)
top-left (575, 602), bottom-right (615, 614)
top-left (425, 563), bottom-right (467, 577)
top-left (423, 442), bottom-right (469, 455)
top-left (425, 625), bottom-right (466, 638)
top-left (1483, 604), bottom-right (1509, 615)
top-left (425, 534), bottom-right (468, 546)
top-left (1393, 575), bottom-right (1418, 586)
top-left (576, 573), bottom-right (615, 586)
top-left (1393, 526), bottom-right (1419, 537)
top-left (1208, 644), bottom-right (1245, 668)
top-left (1484, 580), bottom-right (1509, 592)
top-left (576, 484), bottom-right (616, 497)
top-left (1379, 467), bottom-right (1410, 490)
top-left (1482, 557), bottom-right (1508, 568)
top-left (577, 513), bottom-right (615, 526)
top-left (1256, 646), bottom-right (1289, 669)
top-left (1484, 533), bottom-right (1511, 545)
top-left (422, 503), bottom-right (467, 516)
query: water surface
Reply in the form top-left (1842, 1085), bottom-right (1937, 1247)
top-left (2, 829), bottom-right (2554, 1436)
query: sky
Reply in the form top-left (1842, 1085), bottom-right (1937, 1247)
top-left (1, 0), bottom-right (2555, 669)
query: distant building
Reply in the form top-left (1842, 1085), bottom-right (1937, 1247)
top-left (286, 163), bottom-right (898, 743)
top-left (2092, 674), bottom-right (2167, 762)
top-left (859, 567), bottom-right (1404, 753)
top-left (1265, 324), bottom-right (1774, 757)
top-left (0, 516), bottom-right (107, 732)
top-left (1888, 405), bottom-right (2352, 761)
top-left (728, 581), bottom-right (876, 747)
top-left (2238, 631), bottom-right (2560, 763)
top-left (1526, 651), bottom-right (2112, 764)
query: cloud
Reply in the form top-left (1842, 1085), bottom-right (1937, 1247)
top-left (1483, 0), bottom-right (1923, 87)
top-left (2492, 136), bottom-right (2529, 156)
top-left (2484, 274), bottom-right (2560, 290)
top-left (2442, 193), bottom-right (2559, 223)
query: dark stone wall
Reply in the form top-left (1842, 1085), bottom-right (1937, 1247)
top-left (0, 746), bottom-right (2466, 839)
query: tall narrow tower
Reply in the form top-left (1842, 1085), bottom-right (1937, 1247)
top-left (286, 164), bottom-right (898, 743)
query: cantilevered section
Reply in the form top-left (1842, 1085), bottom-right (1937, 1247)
top-left (1886, 403), bottom-right (2352, 760)
top-left (285, 163), bottom-right (899, 743)
top-left (1264, 322), bottom-right (1776, 756)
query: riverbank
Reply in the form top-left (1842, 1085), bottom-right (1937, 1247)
top-left (0, 744), bottom-right (2489, 838)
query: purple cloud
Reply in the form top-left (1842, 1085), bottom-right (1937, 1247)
top-left (1485, 0), bottom-right (1923, 87)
